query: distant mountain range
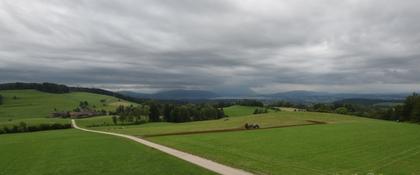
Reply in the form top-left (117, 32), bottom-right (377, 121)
top-left (119, 89), bottom-right (411, 103)
top-left (260, 90), bottom-right (409, 103)
top-left (119, 90), bottom-right (218, 100)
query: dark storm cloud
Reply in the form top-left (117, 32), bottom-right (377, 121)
top-left (1, 0), bottom-right (420, 93)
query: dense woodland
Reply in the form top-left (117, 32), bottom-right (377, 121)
top-left (113, 103), bottom-right (226, 123)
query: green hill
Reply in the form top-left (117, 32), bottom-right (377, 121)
top-left (0, 90), bottom-right (135, 121)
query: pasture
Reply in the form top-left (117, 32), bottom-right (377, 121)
top-left (149, 119), bottom-right (420, 175)
top-left (2, 90), bottom-right (420, 175)
top-left (76, 111), bottom-right (362, 136)
top-left (0, 129), bottom-right (215, 175)
top-left (223, 105), bottom-right (270, 117)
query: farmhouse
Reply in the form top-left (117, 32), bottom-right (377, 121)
top-left (51, 111), bottom-right (102, 118)
top-left (69, 111), bottom-right (102, 118)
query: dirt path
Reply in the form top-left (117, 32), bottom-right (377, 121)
top-left (71, 120), bottom-right (253, 175)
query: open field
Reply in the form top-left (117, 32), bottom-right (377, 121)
top-left (77, 111), bottom-right (363, 136)
top-left (149, 120), bottom-right (420, 175)
top-left (0, 129), bottom-right (215, 175)
top-left (223, 105), bottom-right (271, 117)
top-left (3, 89), bottom-right (420, 175)
top-left (0, 90), bottom-right (135, 121)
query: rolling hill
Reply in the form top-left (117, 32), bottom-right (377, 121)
top-left (0, 89), bottom-right (135, 121)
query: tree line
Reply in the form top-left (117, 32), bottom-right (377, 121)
top-left (113, 102), bottom-right (226, 124)
top-left (0, 122), bottom-right (71, 135)
top-left (161, 103), bottom-right (225, 122)
top-left (380, 93), bottom-right (420, 122)
top-left (303, 93), bottom-right (420, 122)
top-left (235, 99), bottom-right (264, 107)
top-left (0, 94), bottom-right (3, 105)
top-left (111, 105), bottom-right (150, 124)
top-left (0, 82), bottom-right (145, 104)
top-left (0, 82), bottom-right (70, 93)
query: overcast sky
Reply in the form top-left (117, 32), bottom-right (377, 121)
top-left (1, 0), bottom-right (419, 94)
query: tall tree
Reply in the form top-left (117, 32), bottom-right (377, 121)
top-left (163, 104), bottom-right (174, 122)
top-left (149, 103), bottom-right (160, 122)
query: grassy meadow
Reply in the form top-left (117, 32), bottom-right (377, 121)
top-left (75, 106), bottom-right (420, 174)
top-left (223, 105), bottom-right (270, 117)
top-left (149, 120), bottom-right (420, 175)
top-left (2, 89), bottom-right (420, 175)
top-left (76, 111), bottom-right (360, 136)
top-left (0, 129), bottom-right (215, 175)
top-left (0, 90), bottom-right (134, 121)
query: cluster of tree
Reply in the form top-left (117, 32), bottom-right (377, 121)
top-left (0, 94), bottom-right (3, 105)
top-left (306, 93), bottom-right (420, 123)
top-left (0, 122), bottom-right (72, 135)
top-left (112, 105), bottom-right (150, 124)
top-left (235, 100), bottom-right (264, 107)
top-left (161, 103), bottom-right (225, 123)
top-left (380, 93), bottom-right (420, 122)
top-left (253, 108), bottom-right (269, 114)
top-left (0, 82), bottom-right (70, 93)
top-left (269, 101), bottom-right (295, 108)
top-left (114, 102), bottom-right (226, 124)
top-left (78, 101), bottom-right (89, 109)
top-left (307, 102), bottom-right (374, 116)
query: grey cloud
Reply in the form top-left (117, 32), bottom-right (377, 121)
top-left (0, 0), bottom-right (420, 94)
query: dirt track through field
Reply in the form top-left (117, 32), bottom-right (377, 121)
top-left (71, 119), bottom-right (254, 175)
top-left (143, 120), bottom-right (327, 138)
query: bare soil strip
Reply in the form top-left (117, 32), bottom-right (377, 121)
top-left (142, 120), bottom-right (327, 138)
top-left (71, 120), bottom-right (254, 175)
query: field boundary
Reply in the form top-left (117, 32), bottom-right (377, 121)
top-left (71, 119), bottom-right (254, 175)
top-left (142, 120), bottom-right (327, 138)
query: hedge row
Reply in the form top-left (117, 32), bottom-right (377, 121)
top-left (0, 122), bottom-right (72, 134)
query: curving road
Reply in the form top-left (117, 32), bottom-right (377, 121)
top-left (71, 119), bottom-right (253, 175)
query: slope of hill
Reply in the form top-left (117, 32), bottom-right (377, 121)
top-left (0, 90), bottom-right (135, 121)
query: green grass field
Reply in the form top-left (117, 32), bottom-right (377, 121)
top-left (149, 119), bottom-right (420, 175)
top-left (0, 129), bottom-right (215, 175)
top-left (223, 105), bottom-right (270, 117)
top-left (0, 90), bottom-right (135, 121)
top-left (3, 90), bottom-right (420, 174)
top-left (76, 111), bottom-right (361, 136)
